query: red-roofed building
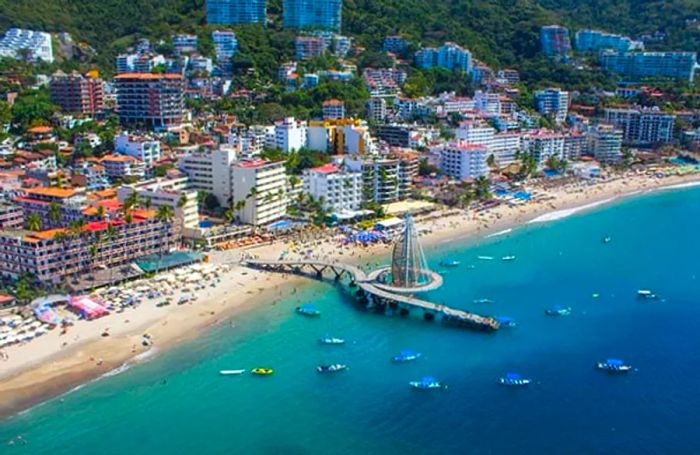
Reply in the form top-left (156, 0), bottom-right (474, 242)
top-left (322, 99), bottom-right (345, 120)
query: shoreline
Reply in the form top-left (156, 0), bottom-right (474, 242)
top-left (2, 171), bottom-right (700, 420)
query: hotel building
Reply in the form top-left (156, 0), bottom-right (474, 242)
top-left (115, 73), bottom-right (185, 129)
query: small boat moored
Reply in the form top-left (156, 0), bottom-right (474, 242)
top-left (219, 369), bottom-right (245, 375)
top-left (251, 368), bottom-right (274, 376)
top-left (473, 298), bottom-right (494, 304)
top-left (602, 236), bottom-right (612, 244)
top-left (595, 359), bottom-right (632, 373)
top-left (545, 305), bottom-right (572, 316)
top-left (318, 336), bottom-right (345, 345)
top-left (499, 372), bottom-right (531, 386)
top-left (501, 255), bottom-right (516, 261)
top-left (391, 349), bottom-right (421, 363)
top-left (439, 259), bottom-right (461, 268)
top-left (477, 256), bottom-right (494, 261)
top-left (409, 376), bottom-right (447, 390)
top-left (317, 364), bottom-right (347, 373)
top-left (637, 289), bottom-right (658, 300)
top-left (296, 304), bottom-right (321, 317)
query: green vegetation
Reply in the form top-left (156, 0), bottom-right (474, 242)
top-left (1, 0), bottom-right (697, 86)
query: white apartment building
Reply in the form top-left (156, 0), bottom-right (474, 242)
top-left (117, 176), bottom-right (199, 234)
top-left (177, 148), bottom-right (237, 206)
top-left (474, 90), bottom-right (502, 114)
top-left (115, 133), bottom-right (162, 166)
top-left (274, 117), bottom-right (307, 152)
top-left (0, 28), bottom-right (53, 63)
top-left (535, 88), bottom-right (570, 124)
top-left (438, 142), bottom-right (489, 181)
top-left (303, 164), bottom-right (362, 214)
top-left (101, 154), bottom-right (146, 180)
top-left (455, 121), bottom-right (521, 166)
top-left (521, 131), bottom-right (565, 167)
top-left (345, 157), bottom-right (400, 203)
top-left (589, 124), bottom-right (623, 164)
top-left (231, 160), bottom-right (287, 226)
top-left (603, 106), bottom-right (675, 145)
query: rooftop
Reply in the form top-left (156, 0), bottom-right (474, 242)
top-left (114, 73), bottom-right (184, 80)
top-left (24, 187), bottom-right (77, 199)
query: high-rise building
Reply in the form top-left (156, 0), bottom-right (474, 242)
top-left (206, 0), bottom-right (267, 24)
top-left (212, 31), bottom-right (238, 61)
top-left (574, 29), bottom-right (643, 53)
top-left (455, 121), bottom-right (521, 166)
top-left (177, 148), bottom-right (238, 206)
top-left (589, 124), bottom-right (623, 163)
top-left (274, 117), bottom-right (307, 152)
top-left (600, 51), bottom-right (697, 83)
top-left (231, 159), bottom-right (287, 225)
top-left (49, 71), bottom-right (105, 116)
top-left (603, 106), bottom-right (676, 145)
top-left (534, 88), bottom-right (570, 124)
top-left (540, 25), bottom-right (571, 57)
top-left (303, 163), bottom-right (362, 214)
top-left (366, 97), bottom-right (387, 123)
top-left (283, 0), bottom-right (342, 31)
top-left (438, 142), bottom-right (489, 181)
top-left (294, 36), bottom-right (327, 59)
top-left (114, 73), bottom-right (185, 130)
top-left (383, 36), bottom-right (407, 55)
top-left (173, 34), bottom-right (198, 54)
top-left (415, 42), bottom-right (471, 73)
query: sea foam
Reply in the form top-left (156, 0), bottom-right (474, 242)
top-left (528, 198), bottom-right (616, 224)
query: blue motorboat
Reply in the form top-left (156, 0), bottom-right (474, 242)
top-left (545, 305), bottom-right (571, 316)
top-left (409, 376), bottom-right (446, 390)
top-left (296, 304), bottom-right (321, 317)
top-left (496, 316), bottom-right (518, 328)
top-left (473, 298), bottom-right (494, 304)
top-left (499, 372), bottom-right (531, 386)
top-left (595, 358), bottom-right (632, 373)
top-left (391, 349), bottom-right (421, 363)
top-left (318, 336), bottom-right (345, 345)
top-left (439, 259), bottom-right (461, 268)
top-left (317, 364), bottom-right (347, 373)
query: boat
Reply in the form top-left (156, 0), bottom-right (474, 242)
top-left (502, 255), bottom-right (516, 261)
top-left (637, 289), bottom-right (658, 300)
top-left (496, 316), bottom-right (518, 328)
top-left (477, 256), bottom-right (494, 261)
top-left (602, 236), bottom-right (612, 244)
top-left (251, 368), bottom-right (274, 375)
top-left (595, 359), bottom-right (632, 373)
top-left (439, 259), bottom-right (460, 267)
top-left (296, 304), bottom-right (321, 316)
top-left (499, 372), bottom-right (531, 386)
top-left (409, 376), bottom-right (446, 390)
top-left (391, 349), bottom-right (421, 363)
top-left (318, 337), bottom-right (346, 345)
top-left (545, 305), bottom-right (572, 316)
top-left (317, 364), bottom-right (347, 373)
top-left (473, 298), bottom-right (494, 304)
top-left (219, 369), bottom-right (245, 375)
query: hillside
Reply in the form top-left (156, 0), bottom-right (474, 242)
top-left (0, 0), bottom-right (698, 74)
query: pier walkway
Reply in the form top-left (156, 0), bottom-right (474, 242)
top-left (246, 259), bottom-right (499, 332)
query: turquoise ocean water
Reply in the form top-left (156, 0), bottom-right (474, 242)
top-left (3, 187), bottom-right (700, 454)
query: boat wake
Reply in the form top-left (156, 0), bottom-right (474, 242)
top-left (528, 198), bottom-right (616, 224)
top-left (486, 228), bottom-right (513, 238)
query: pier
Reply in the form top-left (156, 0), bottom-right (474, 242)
top-left (245, 216), bottom-right (499, 332)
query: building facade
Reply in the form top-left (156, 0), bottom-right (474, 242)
top-left (438, 143), bottom-right (489, 181)
top-left (604, 107), bottom-right (676, 145)
top-left (534, 88), bottom-right (570, 124)
top-left (589, 124), bottom-right (623, 163)
top-left (231, 160), bottom-right (287, 225)
top-left (115, 73), bottom-right (185, 130)
top-left (50, 71), bottom-right (105, 116)
top-left (540, 25), bottom-right (571, 57)
top-left (303, 163), bottom-right (362, 214)
top-left (574, 29), bottom-right (643, 53)
top-left (115, 134), bottom-right (162, 167)
top-left (0, 28), bottom-right (53, 63)
top-left (600, 51), bottom-right (697, 83)
top-left (206, 0), bottom-right (267, 24)
top-left (178, 148), bottom-right (237, 206)
top-left (283, 0), bottom-right (342, 31)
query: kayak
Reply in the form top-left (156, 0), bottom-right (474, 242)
top-left (251, 368), bottom-right (274, 375)
top-left (219, 369), bottom-right (245, 375)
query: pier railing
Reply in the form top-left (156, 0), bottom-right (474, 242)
top-left (246, 259), bottom-right (500, 332)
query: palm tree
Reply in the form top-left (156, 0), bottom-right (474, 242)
top-left (288, 175), bottom-right (300, 190)
top-left (26, 214), bottom-right (42, 231)
top-left (124, 190), bottom-right (139, 211)
top-left (156, 205), bottom-right (175, 259)
top-left (474, 176), bottom-right (492, 200)
top-left (177, 194), bottom-right (188, 208)
top-left (142, 196), bottom-right (152, 211)
top-left (486, 154), bottom-right (497, 169)
top-left (105, 224), bottom-right (117, 283)
top-left (96, 205), bottom-right (106, 221)
top-left (47, 202), bottom-right (61, 227)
